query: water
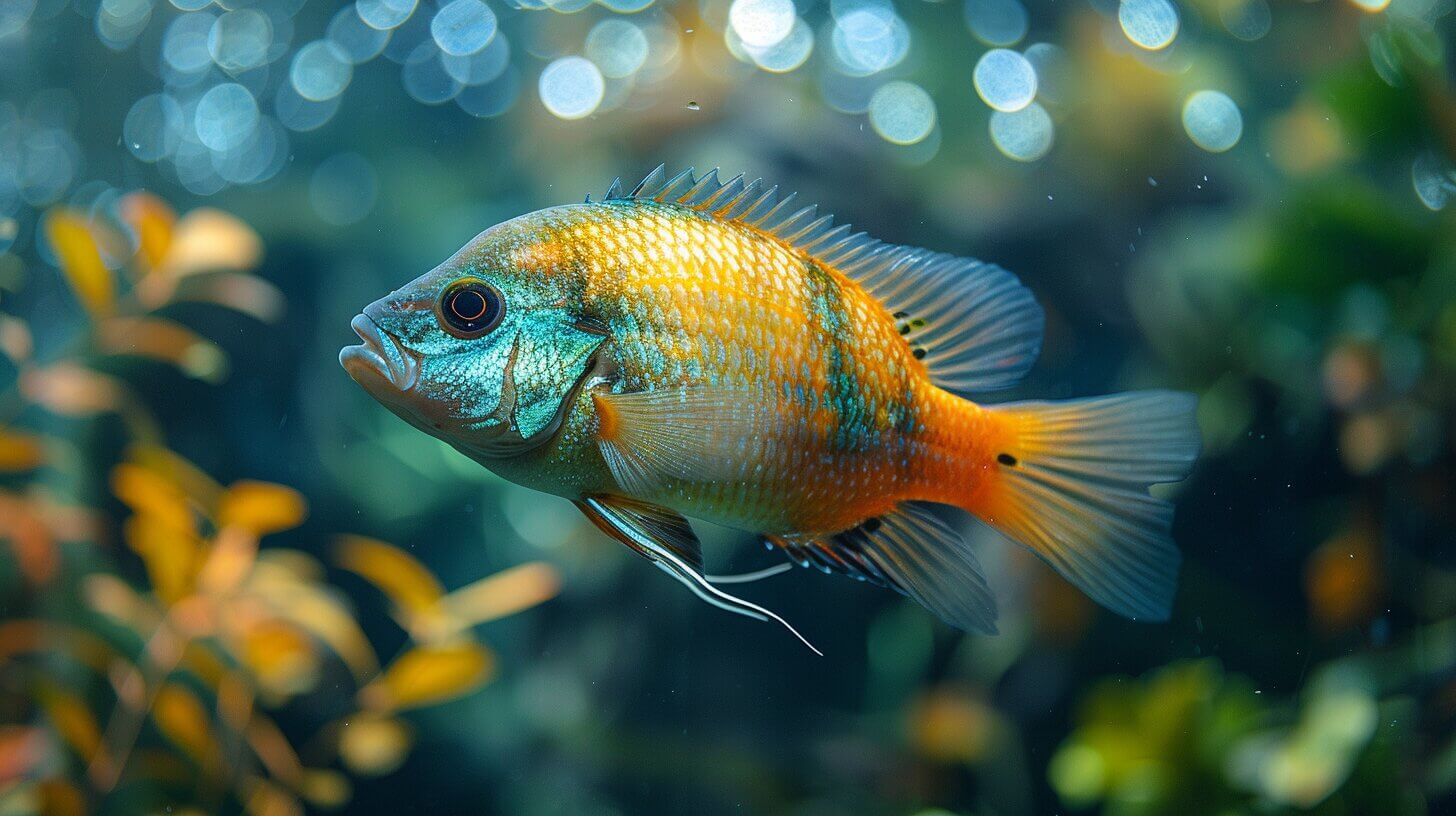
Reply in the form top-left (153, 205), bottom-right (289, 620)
top-left (1, 1), bottom-right (1452, 814)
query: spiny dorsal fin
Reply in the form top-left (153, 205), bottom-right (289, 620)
top-left (604, 166), bottom-right (1045, 395)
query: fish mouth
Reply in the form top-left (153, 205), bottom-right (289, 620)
top-left (340, 314), bottom-right (420, 393)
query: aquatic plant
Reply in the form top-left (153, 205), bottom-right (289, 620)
top-left (0, 196), bottom-right (558, 813)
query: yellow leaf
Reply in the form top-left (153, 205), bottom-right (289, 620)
top-left (152, 683), bottom-right (218, 769)
top-left (244, 777), bottom-right (302, 816)
top-left (337, 714), bottom-right (412, 776)
top-left (118, 191), bottom-right (176, 273)
top-left (336, 536), bottom-right (444, 619)
top-left (38, 686), bottom-right (101, 760)
top-left (95, 317), bottom-right (229, 383)
top-left (43, 209), bottom-right (114, 318)
top-left (21, 363), bottom-right (123, 417)
top-left (125, 444), bottom-right (224, 511)
top-left (238, 622), bottom-right (319, 697)
top-left (360, 643), bottom-right (493, 712)
top-left (441, 562), bottom-right (560, 628)
top-left (160, 208), bottom-right (262, 279)
top-left (271, 588), bottom-right (379, 683)
top-left (124, 514), bottom-right (200, 604)
top-left (299, 769), bottom-right (351, 808)
top-left (217, 480), bottom-right (307, 536)
top-left (39, 778), bottom-right (87, 816)
top-left (196, 525), bottom-right (257, 595)
top-left (0, 430), bottom-right (44, 471)
top-left (111, 462), bottom-right (195, 536)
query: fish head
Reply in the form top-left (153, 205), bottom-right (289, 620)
top-left (340, 221), bottom-right (608, 461)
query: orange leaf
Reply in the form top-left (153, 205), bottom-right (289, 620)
top-left (0, 315), bottom-right (32, 363)
top-left (217, 480), bottom-right (307, 536)
top-left (118, 191), bottom-right (176, 273)
top-left (337, 714), bottom-right (412, 776)
top-left (152, 683), bottom-right (218, 769)
top-left (0, 430), bottom-right (44, 472)
top-left (95, 317), bottom-right (229, 383)
top-left (0, 492), bottom-right (58, 585)
top-left (336, 536), bottom-right (444, 620)
top-left (441, 562), bottom-right (560, 628)
top-left (196, 525), bottom-right (258, 595)
top-left (172, 272), bottom-right (285, 323)
top-left (360, 643), bottom-right (493, 711)
top-left (43, 210), bottom-right (114, 318)
top-left (160, 208), bottom-right (262, 279)
top-left (21, 363), bottom-right (123, 417)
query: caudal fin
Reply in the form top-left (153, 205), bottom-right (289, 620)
top-left (971, 391), bottom-right (1200, 621)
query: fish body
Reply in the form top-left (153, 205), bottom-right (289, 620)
top-left (342, 168), bottom-right (1199, 640)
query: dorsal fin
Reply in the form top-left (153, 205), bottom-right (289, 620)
top-left (604, 166), bottom-right (1045, 394)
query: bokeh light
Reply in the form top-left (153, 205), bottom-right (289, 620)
top-left (868, 81), bottom-right (936, 145)
top-left (742, 17), bottom-right (814, 72)
top-left (973, 48), bottom-right (1037, 112)
top-left (443, 31), bottom-right (510, 85)
top-left (193, 83), bottom-right (258, 153)
top-left (730, 0), bottom-right (796, 49)
top-left (431, 0), bottom-right (496, 57)
top-left (402, 40), bottom-right (464, 104)
top-left (538, 56), bottom-right (604, 120)
top-left (1023, 42), bottom-right (1072, 106)
top-left (164, 12), bottom-right (217, 74)
top-left (963, 0), bottom-right (1028, 47)
top-left (329, 4), bottom-right (391, 64)
top-left (124, 94), bottom-right (183, 162)
top-left (208, 9), bottom-right (273, 74)
top-left (291, 40), bottom-right (354, 102)
top-left (1182, 90), bottom-right (1243, 152)
top-left (830, 2), bottom-right (910, 76)
top-left (1219, 0), bottom-right (1272, 42)
top-left (1119, 0), bottom-right (1180, 51)
top-left (1411, 152), bottom-right (1455, 211)
top-left (989, 101), bottom-right (1054, 161)
top-left (358, 0), bottom-right (418, 31)
top-left (586, 19), bottom-right (648, 79)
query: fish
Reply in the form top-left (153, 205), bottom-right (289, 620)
top-left (340, 166), bottom-right (1200, 650)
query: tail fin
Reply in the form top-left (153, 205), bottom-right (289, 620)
top-left (971, 391), bottom-right (1200, 621)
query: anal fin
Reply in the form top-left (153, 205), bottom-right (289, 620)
top-left (770, 502), bottom-right (999, 635)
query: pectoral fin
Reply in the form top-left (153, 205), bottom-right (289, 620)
top-left (592, 386), bottom-right (766, 496)
top-left (576, 495), bottom-right (822, 655)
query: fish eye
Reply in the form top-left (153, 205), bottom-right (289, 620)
top-left (438, 279), bottom-right (504, 338)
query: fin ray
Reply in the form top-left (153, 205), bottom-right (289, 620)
top-left (605, 166), bottom-right (1043, 394)
top-left (771, 502), bottom-right (999, 634)
top-left (975, 391), bottom-right (1200, 621)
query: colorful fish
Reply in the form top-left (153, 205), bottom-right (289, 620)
top-left (340, 167), bottom-right (1200, 649)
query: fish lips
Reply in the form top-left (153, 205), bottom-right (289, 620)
top-left (340, 313), bottom-right (421, 394)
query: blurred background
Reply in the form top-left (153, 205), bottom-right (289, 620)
top-left (1, 0), bottom-right (1454, 813)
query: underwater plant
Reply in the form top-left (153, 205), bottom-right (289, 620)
top-left (0, 195), bottom-right (558, 814)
